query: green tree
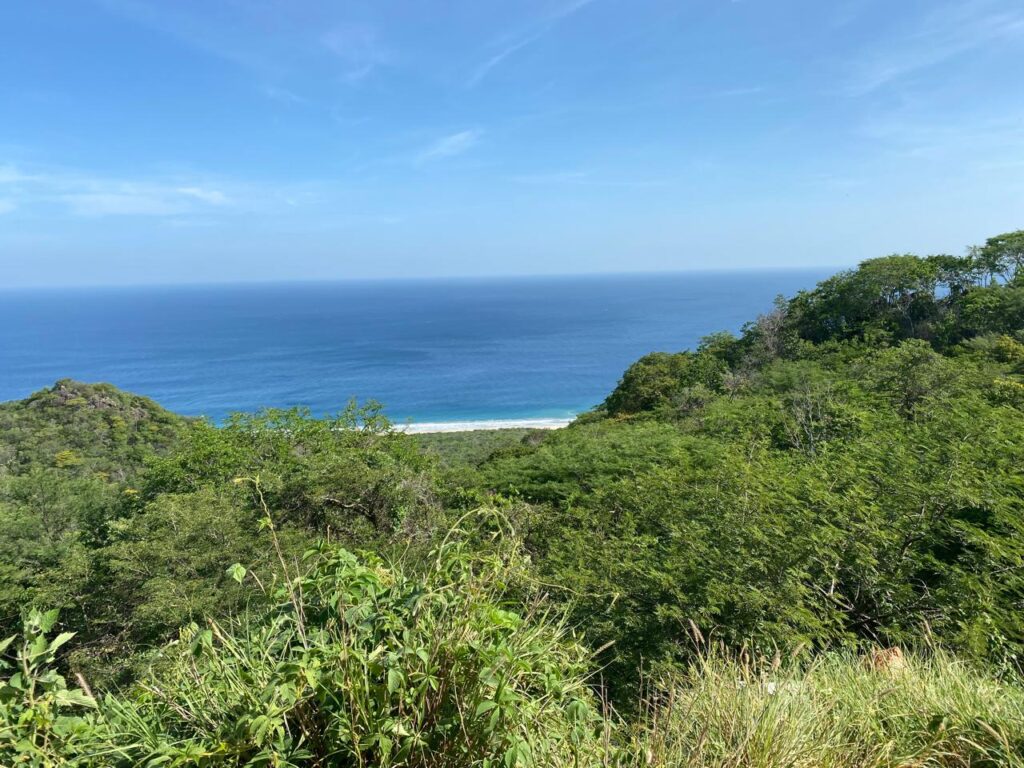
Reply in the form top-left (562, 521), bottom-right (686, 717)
top-left (975, 229), bottom-right (1024, 284)
top-left (603, 351), bottom-right (726, 416)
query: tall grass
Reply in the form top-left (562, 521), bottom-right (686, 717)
top-left (629, 650), bottom-right (1024, 768)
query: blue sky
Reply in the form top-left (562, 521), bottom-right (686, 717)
top-left (1, 0), bottom-right (1022, 286)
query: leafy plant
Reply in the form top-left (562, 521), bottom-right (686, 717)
top-left (0, 609), bottom-right (100, 766)
top-left (99, 518), bottom-right (608, 767)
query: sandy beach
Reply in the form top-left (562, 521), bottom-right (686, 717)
top-left (395, 417), bottom-right (572, 434)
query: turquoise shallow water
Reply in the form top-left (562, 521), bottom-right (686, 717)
top-left (0, 271), bottom-right (829, 423)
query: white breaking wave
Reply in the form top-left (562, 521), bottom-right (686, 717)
top-left (395, 417), bottom-right (572, 434)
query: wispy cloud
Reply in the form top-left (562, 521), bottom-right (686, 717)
top-left (716, 86), bottom-right (767, 98)
top-left (860, 110), bottom-right (1024, 160)
top-left (176, 186), bottom-right (229, 205)
top-left (322, 24), bottom-right (393, 83)
top-left (63, 192), bottom-right (184, 217)
top-left (468, 31), bottom-right (546, 88)
top-left (509, 169), bottom-right (672, 188)
top-left (510, 170), bottom-right (589, 185)
top-left (93, 0), bottom-right (279, 76)
top-left (261, 84), bottom-right (308, 105)
top-left (0, 163), bottom-right (234, 217)
top-left (96, 1), bottom-right (392, 91)
top-left (828, 0), bottom-right (873, 30)
top-left (416, 130), bottom-right (482, 163)
top-left (0, 165), bottom-right (35, 184)
top-left (850, 1), bottom-right (1024, 94)
top-left (468, 0), bottom-right (597, 87)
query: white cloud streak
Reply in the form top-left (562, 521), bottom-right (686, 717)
top-left (468, 0), bottom-right (597, 87)
top-left (176, 186), bottom-right (229, 205)
top-left (63, 192), bottom-right (183, 217)
top-left (416, 130), bottom-right (482, 163)
top-left (510, 171), bottom-right (589, 185)
top-left (509, 170), bottom-right (672, 188)
top-left (468, 31), bottom-right (547, 88)
top-left (93, 0), bottom-right (277, 76)
top-left (261, 85), bottom-right (308, 105)
top-left (0, 166), bottom-right (36, 184)
top-left (860, 110), bottom-right (1024, 160)
top-left (322, 24), bottom-right (393, 83)
top-left (96, 1), bottom-right (392, 96)
top-left (0, 164), bottom-right (233, 217)
top-left (850, 1), bottom-right (1024, 94)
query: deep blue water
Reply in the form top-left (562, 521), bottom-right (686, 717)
top-left (0, 271), bottom-right (829, 423)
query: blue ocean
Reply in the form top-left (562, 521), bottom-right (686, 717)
top-left (0, 271), bottom-right (829, 425)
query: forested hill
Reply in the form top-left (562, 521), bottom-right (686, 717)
top-left (0, 379), bottom-right (187, 480)
top-left (2, 230), bottom-right (1024, 766)
top-left (480, 230), bottom-right (1024, 689)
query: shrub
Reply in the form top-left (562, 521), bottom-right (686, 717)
top-left (7, 556), bottom-right (1024, 768)
top-left (53, 450), bottom-right (84, 469)
top-left (22, 519), bottom-right (607, 766)
top-left (993, 377), bottom-right (1024, 409)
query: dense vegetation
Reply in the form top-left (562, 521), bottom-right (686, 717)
top-left (2, 229), bottom-right (1024, 765)
top-left (415, 428), bottom-right (545, 469)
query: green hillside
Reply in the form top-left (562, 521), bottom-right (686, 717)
top-left (0, 379), bottom-right (188, 481)
top-left (3, 229), bottom-right (1024, 766)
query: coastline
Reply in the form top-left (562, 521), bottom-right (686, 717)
top-left (396, 417), bottom-right (573, 434)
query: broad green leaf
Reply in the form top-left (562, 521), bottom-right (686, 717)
top-left (48, 631), bottom-right (77, 654)
top-left (387, 667), bottom-right (403, 693)
top-left (53, 688), bottom-right (97, 709)
top-left (227, 562), bottom-right (247, 584)
top-left (475, 700), bottom-right (498, 717)
top-left (38, 608), bottom-right (60, 633)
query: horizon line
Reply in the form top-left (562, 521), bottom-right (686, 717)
top-left (0, 264), bottom-right (847, 292)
